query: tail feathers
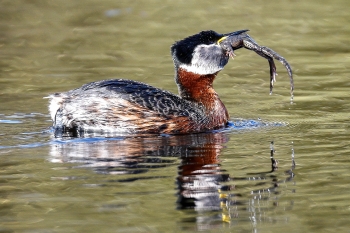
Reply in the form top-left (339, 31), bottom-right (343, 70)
top-left (47, 95), bottom-right (63, 123)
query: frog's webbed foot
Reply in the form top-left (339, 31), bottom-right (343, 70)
top-left (219, 30), bottom-right (294, 101)
top-left (242, 37), bottom-right (293, 98)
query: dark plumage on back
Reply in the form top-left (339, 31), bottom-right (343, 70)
top-left (63, 79), bottom-right (204, 118)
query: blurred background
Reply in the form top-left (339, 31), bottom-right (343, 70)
top-left (0, 0), bottom-right (349, 232)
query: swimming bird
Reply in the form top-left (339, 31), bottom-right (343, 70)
top-left (47, 30), bottom-right (293, 135)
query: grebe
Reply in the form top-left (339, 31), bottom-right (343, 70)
top-left (47, 30), bottom-right (293, 134)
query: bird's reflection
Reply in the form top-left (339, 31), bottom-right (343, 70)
top-left (177, 133), bottom-right (230, 211)
top-left (49, 132), bottom-right (295, 230)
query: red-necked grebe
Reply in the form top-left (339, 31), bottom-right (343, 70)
top-left (47, 30), bottom-right (293, 134)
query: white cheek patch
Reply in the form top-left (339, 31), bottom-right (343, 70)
top-left (179, 63), bottom-right (223, 75)
top-left (179, 44), bottom-right (228, 75)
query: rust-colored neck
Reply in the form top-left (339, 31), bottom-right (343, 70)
top-left (176, 68), bottom-right (215, 103)
top-left (176, 68), bottom-right (229, 128)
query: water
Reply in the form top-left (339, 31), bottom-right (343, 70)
top-left (0, 0), bottom-right (350, 232)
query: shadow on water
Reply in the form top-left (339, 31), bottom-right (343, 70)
top-left (48, 121), bottom-right (295, 231)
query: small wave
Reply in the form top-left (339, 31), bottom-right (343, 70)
top-left (230, 118), bottom-right (287, 129)
top-left (0, 119), bottom-right (22, 124)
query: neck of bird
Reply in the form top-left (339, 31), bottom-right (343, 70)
top-left (175, 67), bottom-right (229, 122)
